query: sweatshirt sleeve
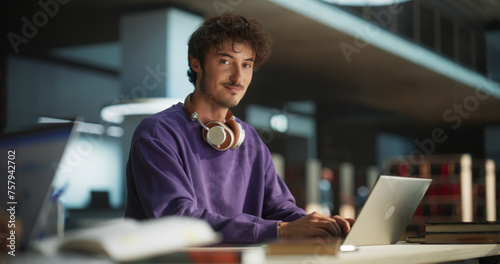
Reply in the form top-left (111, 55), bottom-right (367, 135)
top-left (259, 140), bottom-right (307, 223)
top-left (126, 136), bottom-right (281, 243)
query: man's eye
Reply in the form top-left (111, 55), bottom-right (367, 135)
top-left (243, 63), bottom-right (253, 68)
top-left (221, 60), bottom-right (230, 64)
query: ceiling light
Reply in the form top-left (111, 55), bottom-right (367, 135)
top-left (270, 114), bottom-right (289, 133)
top-left (321, 0), bottom-right (410, 6)
top-left (100, 98), bottom-right (182, 124)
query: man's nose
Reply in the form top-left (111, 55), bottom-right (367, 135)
top-left (229, 66), bottom-right (243, 84)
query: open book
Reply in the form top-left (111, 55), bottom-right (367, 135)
top-left (32, 216), bottom-right (221, 262)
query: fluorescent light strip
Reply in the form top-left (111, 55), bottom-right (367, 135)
top-left (38, 117), bottom-right (124, 137)
top-left (269, 0), bottom-right (500, 98)
top-left (100, 98), bottom-right (182, 124)
top-left (321, 0), bottom-right (410, 6)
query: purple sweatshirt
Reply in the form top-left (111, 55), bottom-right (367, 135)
top-left (125, 103), bottom-right (306, 243)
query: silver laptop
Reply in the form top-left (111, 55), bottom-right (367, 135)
top-left (342, 175), bottom-right (432, 246)
top-left (0, 122), bottom-right (79, 251)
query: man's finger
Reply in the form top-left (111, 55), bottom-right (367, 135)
top-left (332, 215), bottom-right (351, 235)
top-left (316, 221), bottom-right (341, 237)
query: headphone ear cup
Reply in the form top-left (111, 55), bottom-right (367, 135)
top-left (202, 121), bottom-right (235, 151)
top-left (234, 122), bottom-right (245, 149)
top-left (225, 119), bottom-right (245, 149)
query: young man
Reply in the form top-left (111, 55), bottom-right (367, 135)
top-left (125, 13), bottom-right (354, 243)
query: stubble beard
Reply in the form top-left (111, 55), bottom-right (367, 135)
top-left (199, 73), bottom-right (240, 109)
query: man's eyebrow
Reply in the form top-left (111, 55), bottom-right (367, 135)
top-left (218, 52), bottom-right (255, 62)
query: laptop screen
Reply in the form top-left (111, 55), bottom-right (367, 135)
top-left (0, 123), bottom-right (77, 251)
top-left (342, 175), bottom-right (432, 246)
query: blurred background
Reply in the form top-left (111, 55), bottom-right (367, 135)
top-left (1, 0), bottom-right (500, 234)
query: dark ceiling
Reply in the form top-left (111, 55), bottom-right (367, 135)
top-left (2, 0), bottom-right (500, 129)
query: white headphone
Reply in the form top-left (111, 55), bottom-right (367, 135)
top-left (184, 94), bottom-right (245, 151)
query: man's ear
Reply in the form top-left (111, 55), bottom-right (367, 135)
top-left (189, 55), bottom-right (202, 73)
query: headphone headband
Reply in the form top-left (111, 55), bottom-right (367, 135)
top-left (184, 94), bottom-right (235, 123)
top-left (183, 93), bottom-right (245, 151)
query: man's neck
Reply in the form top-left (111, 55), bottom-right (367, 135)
top-left (190, 91), bottom-right (228, 123)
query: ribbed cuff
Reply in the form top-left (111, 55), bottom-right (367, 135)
top-left (256, 219), bottom-right (280, 243)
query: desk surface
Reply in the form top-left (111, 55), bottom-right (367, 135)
top-left (10, 242), bottom-right (500, 264)
top-left (266, 242), bottom-right (500, 264)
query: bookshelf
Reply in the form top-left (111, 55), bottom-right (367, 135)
top-left (383, 154), bottom-right (497, 233)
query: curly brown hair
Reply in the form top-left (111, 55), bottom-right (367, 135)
top-left (187, 13), bottom-right (273, 85)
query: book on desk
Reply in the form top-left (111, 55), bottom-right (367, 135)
top-left (144, 239), bottom-right (341, 263)
top-left (407, 222), bottom-right (500, 244)
top-left (425, 221), bottom-right (500, 233)
top-left (266, 239), bottom-right (341, 255)
top-left (31, 216), bottom-right (221, 262)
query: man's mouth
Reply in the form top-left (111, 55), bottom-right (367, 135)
top-left (223, 83), bottom-right (244, 93)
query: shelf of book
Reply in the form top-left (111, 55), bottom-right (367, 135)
top-left (384, 154), bottom-right (497, 233)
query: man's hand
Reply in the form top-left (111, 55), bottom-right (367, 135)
top-left (278, 212), bottom-right (355, 240)
top-left (332, 214), bottom-right (355, 236)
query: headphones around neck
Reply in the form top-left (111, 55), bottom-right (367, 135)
top-left (184, 94), bottom-right (245, 151)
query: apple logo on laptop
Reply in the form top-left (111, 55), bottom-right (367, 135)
top-left (385, 205), bottom-right (395, 220)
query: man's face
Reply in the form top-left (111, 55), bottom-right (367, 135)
top-left (194, 40), bottom-right (255, 109)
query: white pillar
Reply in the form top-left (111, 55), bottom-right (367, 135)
top-left (460, 154), bottom-right (473, 222)
top-left (121, 8), bottom-right (202, 99)
top-left (305, 159), bottom-right (321, 213)
top-left (339, 162), bottom-right (355, 218)
top-left (366, 166), bottom-right (379, 190)
top-left (486, 159), bottom-right (496, 222)
top-left (271, 153), bottom-right (285, 180)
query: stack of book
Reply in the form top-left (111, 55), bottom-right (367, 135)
top-left (407, 222), bottom-right (500, 244)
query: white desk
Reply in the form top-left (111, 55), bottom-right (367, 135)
top-left (266, 242), bottom-right (500, 264)
top-left (9, 242), bottom-right (500, 263)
